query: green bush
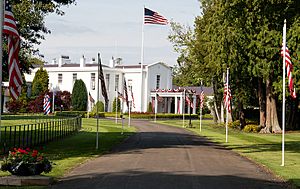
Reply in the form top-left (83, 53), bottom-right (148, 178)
top-left (71, 79), bottom-right (88, 111)
top-left (112, 98), bottom-right (121, 112)
top-left (56, 111), bottom-right (85, 117)
top-left (147, 102), bottom-right (153, 113)
top-left (228, 120), bottom-right (240, 129)
top-left (91, 101), bottom-right (104, 113)
top-left (128, 113), bottom-right (198, 119)
top-left (243, 124), bottom-right (261, 133)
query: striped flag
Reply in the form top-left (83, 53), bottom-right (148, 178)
top-left (3, 0), bottom-right (22, 100)
top-left (98, 55), bottom-right (108, 104)
top-left (144, 8), bottom-right (168, 25)
top-left (157, 94), bottom-right (164, 102)
top-left (123, 79), bottom-right (129, 107)
top-left (89, 92), bottom-right (95, 104)
top-left (200, 88), bottom-right (205, 109)
top-left (281, 46), bottom-right (296, 99)
top-left (223, 83), bottom-right (232, 113)
top-left (185, 96), bottom-right (193, 108)
top-left (43, 95), bottom-right (51, 115)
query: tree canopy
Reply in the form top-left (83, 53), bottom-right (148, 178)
top-left (71, 79), bottom-right (88, 111)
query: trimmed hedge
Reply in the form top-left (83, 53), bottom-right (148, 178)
top-left (125, 113), bottom-right (199, 119)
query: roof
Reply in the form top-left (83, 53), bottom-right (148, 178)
top-left (115, 65), bottom-right (146, 69)
top-left (173, 86), bottom-right (214, 96)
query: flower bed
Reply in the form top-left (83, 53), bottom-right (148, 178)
top-left (1, 148), bottom-right (52, 176)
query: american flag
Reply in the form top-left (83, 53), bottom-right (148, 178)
top-left (123, 79), bottom-right (129, 107)
top-left (89, 92), bottom-right (95, 104)
top-left (43, 95), bottom-right (51, 115)
top-left (223, 83), bottom-right (232, 113)
top-left (131, 88), bottom-right (135, 108)
top-left (281, 45), bottom-right (296, 99)
top-left (185, 96), bottom-right (193, 108)
top-left (156, 93), bottom-right (164, 102)
top-left (3, 0), bottom-right (22, 100)
top-left (200, 88), bottom-right (205, 109)
top-left (144, 8), bottom-right (168, 25)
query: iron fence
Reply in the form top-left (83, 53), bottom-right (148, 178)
top-left (0, 115), bottom-right (82, 154)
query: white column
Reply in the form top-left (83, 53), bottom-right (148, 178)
top-left (193, 95), bottom-right (196, 114)
top-left (180, 96), bottom-right (183, 114)
top-left (175, 97), bottom-right (178, 114)
top-left (167, 97), bottom-right (172, 113)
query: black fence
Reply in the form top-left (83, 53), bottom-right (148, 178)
top-left (0, 115), bottom-right (82, 154)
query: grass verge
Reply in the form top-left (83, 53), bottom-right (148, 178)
top-left (157, 119), bottom-right (300, 188)
top-left (0, 118), bottom-right (135, 180)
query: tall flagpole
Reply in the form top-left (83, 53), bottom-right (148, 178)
top-left (281, 19), bottom-right (286, 167)
top-left (225, 68), bottom-right (229, 143)
top-left (200, 80), bottom-right (203, 132)
top-left (96, 53), bottom-right (100, 150)
top-left (115, 90), bottom-right (118, 123)
top-left (155, 92), bottom-right (157, 122)
top-left (0, 0), bottom-right (4, 142)
top-left (140, 6), bottom-right (145, 113)
top-left (182, 88), bottom-right (186, 127)
top-left (128, 101), bottom-right (131, 126)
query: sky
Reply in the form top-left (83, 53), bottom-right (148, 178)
top-left (38, 0), bottom-right (201, 66)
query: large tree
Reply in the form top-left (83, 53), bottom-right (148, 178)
top-left (31, 67), bottom-right (49, 96)
top-left (71, 79), bottom-right (88, 111)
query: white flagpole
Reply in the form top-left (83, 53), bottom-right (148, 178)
top-left (96, 53), bottom-right (100, 150)
top-left (183, 88), bottom-right (186, 127)
top-left (140, 6), bottom-right (145, 113)
top-left (281, 19), bottom-right (287, 167)
top-left (115, 90), bottom-right (118, 123)
top-left (128, 101), bottom-right (131, 126)
top-left (200, 80), bottom-right (203, 132)
top-left (155, 92), bottom-right (157, 122)
top-left (225, 68), bottom-right (229, 143)
top-left (0, 0), bottom-right (4, 142)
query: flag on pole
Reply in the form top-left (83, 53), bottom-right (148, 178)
top-left (144, 8), bottom-right (168, 25)
top-left (117, 91), bottom-right (125, 101)
top-left (3, 0), bottom-right (22, 100)
top-left (131, 88), bottom-right (136, 108)
top-left (156, 93), bottom-right (163, 102)
top-left (98, 55), bottom-right (109, 106)
top-left (123, 79), bottom-right (129, 108)
top-left (281, 45), bottom-right (296, 99)
top-left (89, 92), bottom-right (95, 104)
top-left (185, 96), bottom-right (193, 108)
top-left (43, 95), bottom-right (51, 115)
top-left (200, 88), bottom-right (205, 109)
top-left (223, 83), bottom-right (232, 113)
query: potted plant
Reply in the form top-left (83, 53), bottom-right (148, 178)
top-left (1, 148), bottom-right (53, 176)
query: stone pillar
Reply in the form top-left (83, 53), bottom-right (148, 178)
top-left (193, 95), bottom-right (196, 114)
top-left (175, 97), bottom-right (178, 114)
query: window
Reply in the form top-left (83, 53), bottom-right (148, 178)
top-left (128, 79), bottom-right (132, 92)
top-left (73, 73), bottom-right (77, 84)
top-left (91, 73), bottom-right (95, 90)
top-left (105, 74), bottom-right (110, 91)
top-left (58, 74), bottom-right (63, 85)
top-left (156, 75), bottom-right (160, 89)
top-left (115, 74), bottom-right (119, 91)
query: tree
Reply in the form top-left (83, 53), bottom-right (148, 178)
top-left (71, 79), bottom-right (88, 111)
top-left (112, 98), bottom-right (121, 112)
top-left (92, 101), bottom-right (105, 113)
top-left (31, 67), bottom-right (49, 96)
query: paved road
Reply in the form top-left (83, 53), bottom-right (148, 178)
top-left (51, 120), bottom-right (287, 189)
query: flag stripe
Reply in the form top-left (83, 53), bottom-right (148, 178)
top-left (281, 46), bottom-right (296, 98)
top-left (144, 8), bottom-right (168, 25)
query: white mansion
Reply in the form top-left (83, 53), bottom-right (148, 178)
top-left (24, 56), bottom-right (200, 113)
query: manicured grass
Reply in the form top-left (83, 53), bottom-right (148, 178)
top-left (158, 119), bottom-right (300, 188)
top-left (0, 118), bottom-right (135, 180)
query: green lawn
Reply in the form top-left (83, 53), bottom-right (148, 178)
top-left (158, 119), bottom-right (300, 188)
top-left (0, 118), bottom-right (136, 180)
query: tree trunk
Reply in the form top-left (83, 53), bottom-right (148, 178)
top-left (238, 100), bottom-right (246, 130)
top-left (260, 78), bottom-right (281, 133)
top-left (287, 98), bottom-right (299, 130)
top-left (258, 78), bottom-right (266, 127)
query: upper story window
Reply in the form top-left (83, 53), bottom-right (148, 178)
top-left (106, 74), bottom-right (110, 91)
top-left (128, 79), bottom-right (132, 92)
top-left (58, 73), bottom-right (63, 85)
top-left (73, 73), bottom-right (77, 84)
top-left (156, 75), bottom-right (160, 89)
top-left (91, 73), bottom-right (95, 90)
top-left (115, 74), bottom-right (119, 91)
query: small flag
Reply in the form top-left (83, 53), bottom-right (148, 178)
top-left (3, 0), bottom-right (22, 100)
top-left (118, 91), bottom-right (126, 101)
top-left (123, 79), bottom-right (129, 107)
top-left (156, 94), bottom-right (164, 102)
top-left (223, 83), bottom-right (232, 113)
top-left (131, 88), bottom-right (136, 108)
top-left (43, 95), bottom-right (51, 115)
top-left (200, 88), bottom-right (205, 109)
top-left (98, 55), bottom-right (109, 104)
top-left (152, 97), bottom-right (155, 113)
top-left (185, 96), bottom-right (193, 108)
top-left (144, 8), bottom-right (168, 25)
top-left (281, 45), bottom-right (296, 99)
top-left (89, 92), bottom-right (95, 104)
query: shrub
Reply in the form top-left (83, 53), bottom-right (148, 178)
top-left (72, 79), bottom-right (88, 111)
top-left (31, 67), bottom-right (49, 97)
top-left (92, 101), bottom-right (104, 113)
top-left (147, 102), bottom-right (153, 113)
top-left (228, 120), bottom-right (240, 129)
top-left (112, 98), bottom-right (121, 112)
top-left (243, 124), bottom-right (261, 133)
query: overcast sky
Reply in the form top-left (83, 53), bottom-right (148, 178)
top-left (38, 0), bottom-right (201, 66)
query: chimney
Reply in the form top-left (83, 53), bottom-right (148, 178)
top-left (58, 57), bottom-right (63, 67)
top-left (109, 56), bottom-right (115, 68)
top-left (80, 55), bottom-right (86, 67)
